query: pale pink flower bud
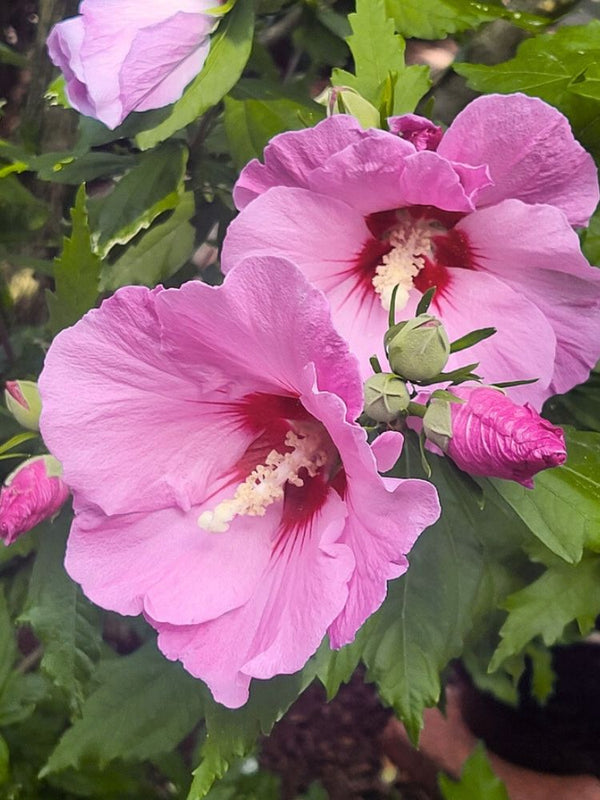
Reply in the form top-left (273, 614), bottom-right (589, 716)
top-left (424, 387), bottom-right (567, 488)
top-left (4, 380), bottom-right (42, 431)
top-left (0, 456), bottom-right (69, 545)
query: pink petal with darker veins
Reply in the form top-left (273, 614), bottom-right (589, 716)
top-left (438, 93), bottom-right (599, 226)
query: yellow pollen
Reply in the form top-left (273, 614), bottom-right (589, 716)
top-left (198, 430), bottom-right (328, 533)
top-left (372, 218), bottom-right (439, 311)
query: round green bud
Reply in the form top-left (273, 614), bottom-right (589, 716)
top-left (387, 315), bottom-right (450, 382)
top-left (363, 373), bottom-right (410, 423)
top-left (422, 398), bottom-right (453, 452)
top-left (4, 380), bottom-right (41, 431)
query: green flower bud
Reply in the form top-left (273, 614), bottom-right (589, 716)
top-left (363, 373), bottom-right (410, 422)
top-left (422, 398), bottom-right (453, 451)
top-left (315, 86), bottom-right (380, 130)
top-left (386, 315), bottom-right (450, 382)
top-left (4, 380), bottom-right (41, 431)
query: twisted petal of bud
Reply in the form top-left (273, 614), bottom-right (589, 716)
top-left (387, 113), bottom-right (443, 151)
top-left (4, 380), bottom-right (42, 431)
top-left (0, 455), bottom-right (69, 544)
top-left (426, 386), bottom-right (567, 487)
top-left (387, 314), bottom-right (450, 382)
top-left (363, 373), bottom-right (410, 422)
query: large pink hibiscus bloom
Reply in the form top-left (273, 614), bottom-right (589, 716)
top-left (38, 258), bottom-right (439, 707)
top-left (222, 94), bottom-right (600, 407)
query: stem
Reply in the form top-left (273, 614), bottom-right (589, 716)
top-left (407, 401), bottom-right (427, 418)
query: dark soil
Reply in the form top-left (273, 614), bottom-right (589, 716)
top-left (259, 671), bottom-right (440, 800)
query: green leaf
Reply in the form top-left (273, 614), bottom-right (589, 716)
top-left (0, 43), bottom-right (27, 67)
top-left (454, 22), bottom-right (600, 157)
top-left (387, 0), bottom-right (547, 40)
top-left (46, 185), bottom-right (101, 336)
top-left (314, 637), bottom-right (364, 700)
top-left (331, 0), bottom-right (430, 115)
top-left (0, 672), bottom-right (48, 726)
top-left (582, 205), bottom-right (600, 265)
top-left (100, 193), bottom-right (196, 290)
top-left (544, 370), bottom-right (600, 433)
top-left (489, 556), bottom-right (600, 671)
top-left (360, 438), bottom-right (531, 742)
top-left (568, 61), bottom-right (600, 101)
top-left (439, 743), bottom-right (509, 800)
top-left (0, 432), bottom-right (38, 456)
top-left (88, 141), bottom-right (188, 258)
top-left (224, 80), bottom-right (325, 170)
top-left (484, 429), bottom-right (600, 565)
top-left (136, 1), bottom-right (255, 150)
top-left (188, 666), bottom-right (318, 799)
top-left (0, 587), bottom-right (16, 689)
top-left (450, 327), bottom-right (496, 354)
top-left (19, 514), bottom-right (102, 715)
top-left (42, 641), bottom-right (204, 775)
top-left (0, 174), bottom-right (47, 245)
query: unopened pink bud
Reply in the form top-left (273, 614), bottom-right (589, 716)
top-left (387, 113), bottom-right (443, 151)
top-left (426, 387), bottom-right (567, 487)
top-left (0, 456), bottom-right (69, 545)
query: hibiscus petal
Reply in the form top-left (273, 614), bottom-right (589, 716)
top-left (233, 115), bottom-right (374, 210)
top-left (65, 500), bottom-right (275, 622)
top-left (118, 12), bottom-right (215, 116)
top-left (370, 430), bottom-right (404, 472)
top-left (413, 269), bottom-right (557, 407)
top-left (222, 189), bottom-right (389, 380)
top-left (39, 286), bottom-right (257, 517)
top-left (153, 488), bottom-right (353, 708)
top-left (298, 388), bottom-right (440, 649)
top-left (457, 200), bottom-right (600, 394)
top-left (47, 17), bottom-right (99, 120)
top-left (157, 257), bottom-right (364, 420)
top-left (305, 133), bottom-right (416, 214)
top-left (438, 93), bottom-right (599, 226)
top-left (397, 151), bottom-right (491, 212)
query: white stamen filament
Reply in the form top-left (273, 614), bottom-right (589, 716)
top-left (198, 430), bottom-right (328, 533)
top-left (372, 218), bottom-right (439, 311)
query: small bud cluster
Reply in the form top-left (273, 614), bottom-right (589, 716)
top-left (362, 286), bottom-right (566, 487)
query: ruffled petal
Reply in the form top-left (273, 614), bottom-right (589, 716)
top-left (305, 133), bottom-right (416, 214)
top-left (233, 115), bottom-right (374, 210)
top-left (222, 189), bottom-right (389, 380)
top-left (457, 200), bottom-right (600, 395)
top-left (39, 286), bottom-right (257, 517)
top-left (414, 268), bottom-right (558, 406)
top-left (65, 499), bottom-right (275, 622)
top-left (153, 487), bottom-right (353, 708)
top-left (438, 93), bottom-right (599, 226)
top-left (157, 257), bottom-right (364, 420)
top-left (397, 151), bottom-right (492, 212)
top-left (297, 388), bottom-right (440, 649)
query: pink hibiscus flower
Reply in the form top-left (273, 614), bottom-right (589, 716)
top-left (47, 0), bottom-right (221, 129)
top-left (222, 94), bottom-right (600, 407)
top-left (38, 258), bottom-right (440, 707)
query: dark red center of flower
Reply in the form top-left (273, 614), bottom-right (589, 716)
top-left (355, 205), bottom-right (476, 309)
top-left (197, 393), bottom-right (343, 536)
